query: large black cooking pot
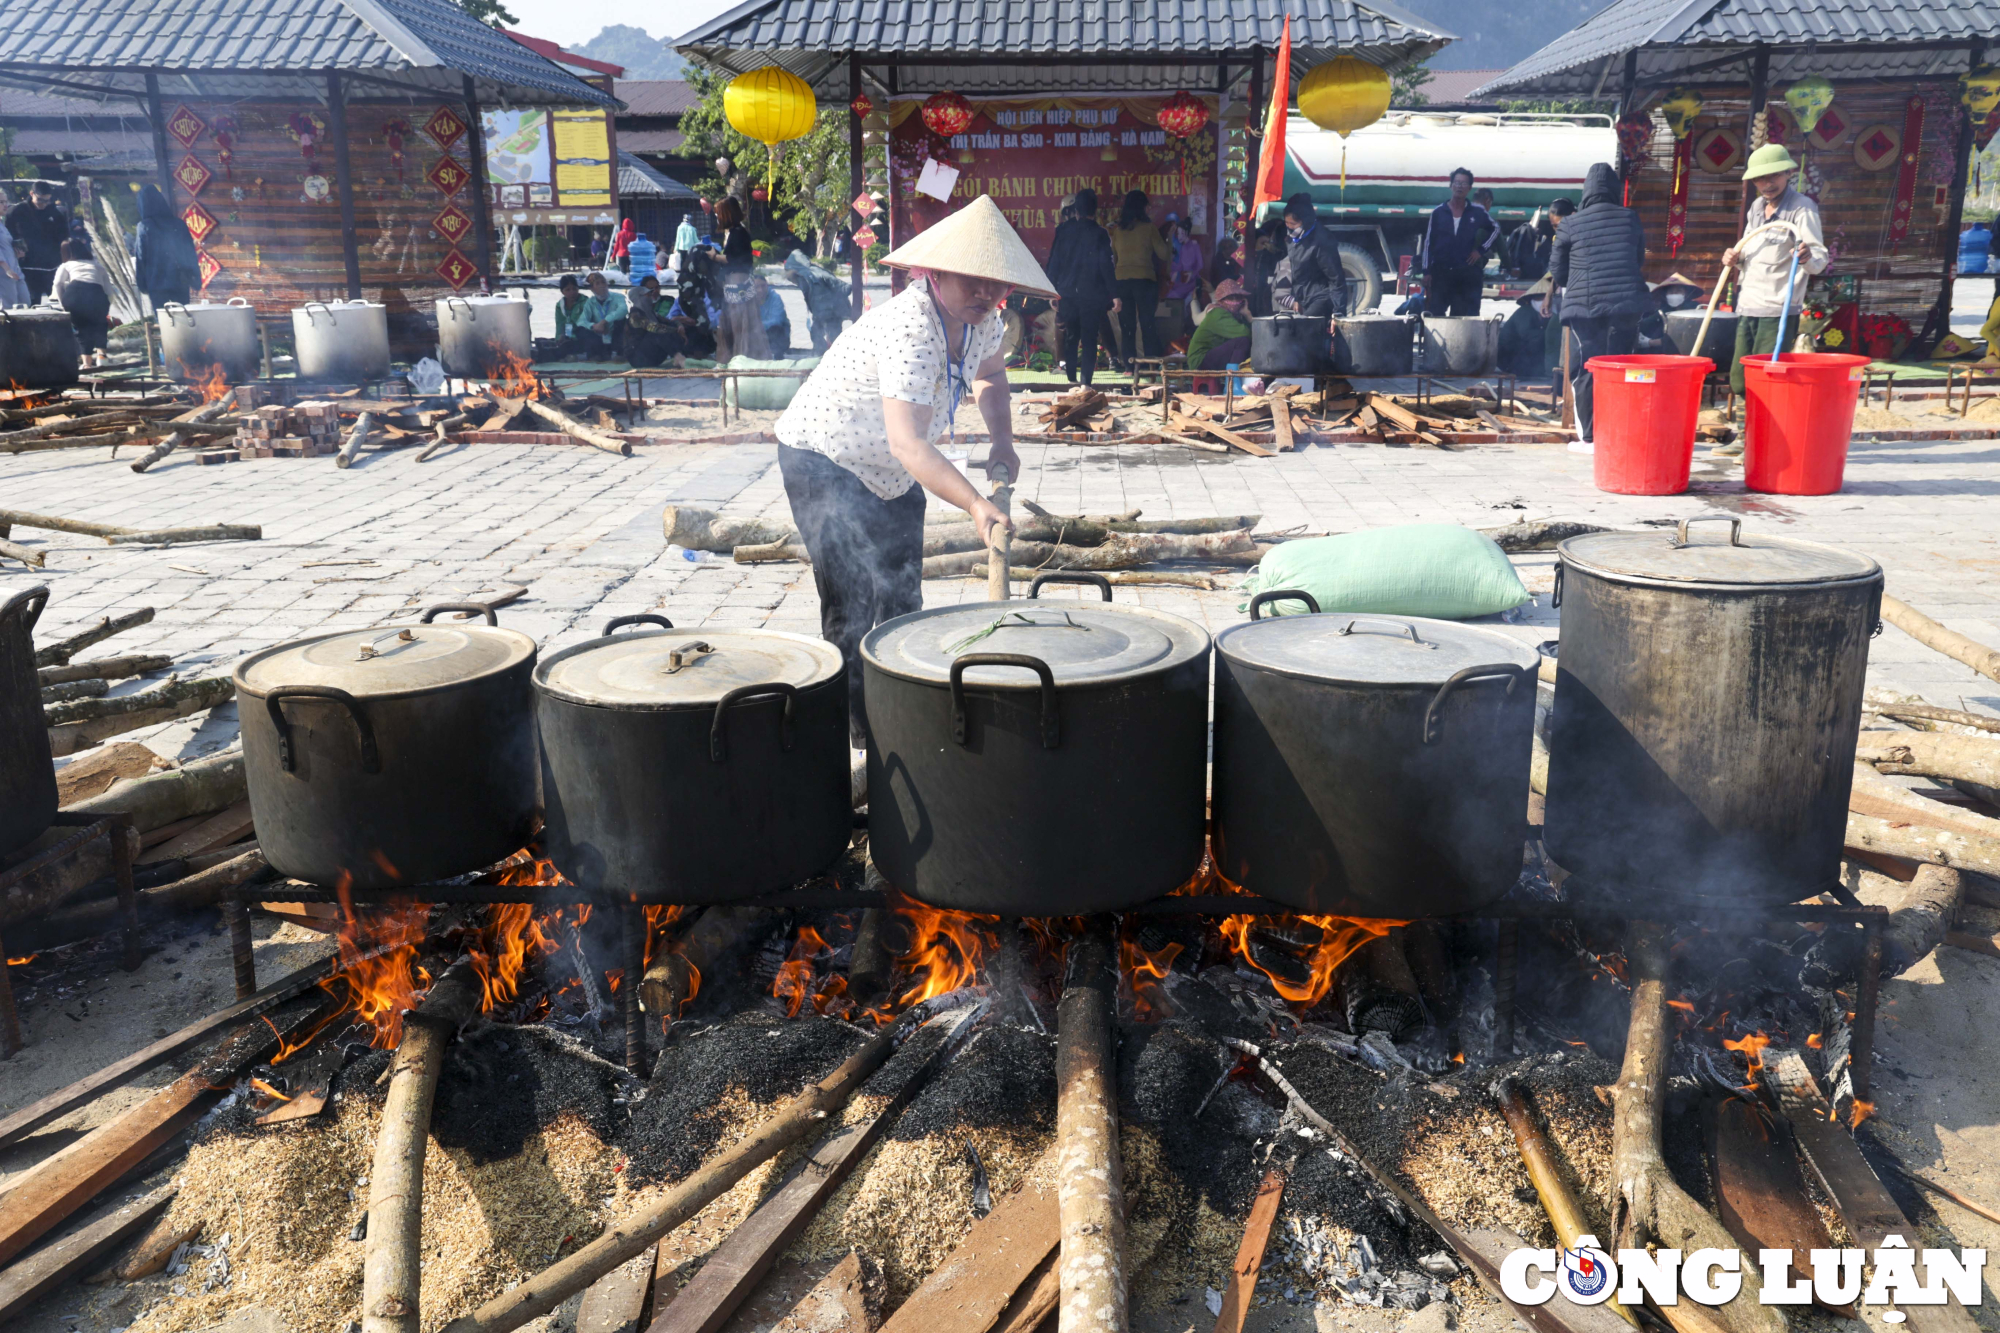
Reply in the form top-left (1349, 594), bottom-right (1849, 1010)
top-left (1213, 593), bottom-right (1539, 917)
top-left (1, 586), bottom-right (58, 858)
top-left (1251, 315), bottom-right (1332, 376)
top-left (536, 615), bottom-right (851, 902)
top-left (1545, 518), bottom-right (1882, 905)
top-left (234, 604), bottom-right (539, 889)
top-left (862, 574), bottom-right (1210, 914)
top-left (0, 308), bottom-right (81, 389)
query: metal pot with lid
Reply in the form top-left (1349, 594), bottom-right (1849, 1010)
top-left (1250, 315), bottom-right (1333, 376)
top-left (160, 299), bottom-right (260, 384)
top-left (1, 586), bottom-right (58, 858)
top-left (1332, 316), bottom-right (1414, 376)
top-left (862, 573), bottom-right (1210, 915)
top-left (436, 293), bottom-right (533, 379)
top-left (535, 615), bottom-right (851, 902)
top-left (290, 300), bottom-right (390, 383)
top-left (1545, 517), bottom-right (1882, 905)
top-left (0, 307), bottom-right (81, 388)
top-left (1213, 592), bottom-right (1539, 917)
top-left (234, 603), bottom-right (540, 889)
top-left (1420, 316), bottom-right (1499, 375)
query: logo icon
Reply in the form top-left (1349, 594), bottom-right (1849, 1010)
top-left (1558, 1238), bottom-right (1618, 1305)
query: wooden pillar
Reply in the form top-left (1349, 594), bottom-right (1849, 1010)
top-left (1617, 50), bottom-right (1637, 118)
top-left (1736, 45), bottom-right (1771, 239)
top-left (462, 75), bottom-right (498, 290)
top-left (1923, 38), bottom-right (1987, 348)
top-left (1248, 49), bottom-right (1264, 143)
top-left (848, 54), bottom-right (865, 318)
top-left (143, 73), bottom-right (174, 204)
top-left (325, 72), bottom-right (363, 300)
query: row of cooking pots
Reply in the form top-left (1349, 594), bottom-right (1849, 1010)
top-left (155, 294), bottom-right (532, 386)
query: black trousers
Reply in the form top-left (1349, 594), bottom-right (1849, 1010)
top-left (61, 282), bottom-right (111, 352)
top-left (778, 444), bottom-right (927, 748)
top-left (1115, 278), bottom-right (1160, 360)
top-left (1564, 314), bottom-right (1640, 442)
top-left (626, 326), bottom-right (685, 369)
top-left (1427, 268), bottom-right (1484, 318)
top-left (1059, 302), bottom-right (1109, 383)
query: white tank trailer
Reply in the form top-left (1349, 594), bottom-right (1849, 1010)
top-left (1277, 111), bottom-right (1618, 311)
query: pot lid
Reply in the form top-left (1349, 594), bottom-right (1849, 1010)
top-left (863, 602), bottom-right (1209, 687)
top-left (237, 622), bottom-right (535, 697)
top-left (536, 628), bottom-right (842, 708)
top-left (1559, 522), bottom-right (1879, 586)
top-left (1217, 613), bottom-right (1538, 686)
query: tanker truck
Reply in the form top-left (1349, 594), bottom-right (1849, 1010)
top-left (1277, 110), bottom-right (1618, 312)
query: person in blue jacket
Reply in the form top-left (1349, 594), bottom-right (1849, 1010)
top-left (1420, 168), bottom-right (1498, 317)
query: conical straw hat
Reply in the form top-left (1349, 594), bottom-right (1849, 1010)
top-left (881, 194), bottom-right (1056, 297)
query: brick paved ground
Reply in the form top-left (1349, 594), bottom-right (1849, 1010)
top-left (4, 420), bottom-right (1999, 763)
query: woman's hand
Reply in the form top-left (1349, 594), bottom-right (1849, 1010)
top-left (970, 497), bottom-right (1015, 548)
top-left (985, 441), bottom-right (1020, 486)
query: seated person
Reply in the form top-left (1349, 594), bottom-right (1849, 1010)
top-left (578, 271), bottom-right (627, 359)
top-left (753, 275), bottom-right (791, 356)
top-left (668, 285), bottom-right (719, 361)
top-left (540, 274), bottom-right (593, 360)
top-left (625, 277), bottom-right (686, 370)
top-left (1185, 279), bottom-right (1252, 389)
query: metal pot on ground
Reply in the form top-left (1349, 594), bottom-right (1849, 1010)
top-left (1664, 310), bottom-right (1739, 366)
top-left (1332, 316), bottom-right (1414, 376)
top-left (290, 300), bottom-right (390, 383)
top-left (1212, 593), bottom-right (1538, 917)
top-left (436, 294), bottom-right (534, 379)
top-left (1251, 315), bottom-right (1333, 376)
top-left (1420, 316), bottom-right (1499, 375)
top-left (536, 616), bottom-right (851, 902)
top-left (159, 299), bottom-right (260, 384)
top-left (1, 587), bottom-right (57, 858)
top-left (1544, 518), bottom-right (1882, 905)
top-left (862, 574), bottom-right (1210, 915)
top-left (0, 307), bottom-right (81, 389)
top-left (233, 603), bottom-right (539, 889)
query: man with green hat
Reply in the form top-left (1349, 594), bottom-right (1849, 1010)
top-left (1719, 144), bottom-right (1827, 403)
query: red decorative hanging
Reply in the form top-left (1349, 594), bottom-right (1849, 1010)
top-left (383, 118), bottom-right (413, 184)
top-left (183, 201), bottom-right (220, 244)
top-left (431, 203), bottom-right (474, 247)
top-left (211, 115), bottom-right (238, 181)
top-left (1664, 134), bottom-right (1695, 256)
top-left (1157, 91), bottom-right (1210, 195)
top-left (1615, 115), bottom-right (1653, 166)
top-left (1886, 95), bottom-right (1926, 246)
top-left (195, 246), bottom-right (221, 291)
top-left (435, 249), bottom-right (479, 291)
top-left (427, 154), bottom-right (470, 196)
top-left (920, 91), bottom-right (974, 140)
top-left (849, 91), bottom-right (875, 121)
top-left (173, 154), bottom-right (213, 197)
top-left (287, 111), bottom-right (327, 166)
top-left (424, 105), bottom-right (468, 150)
top-left (165, 104), bottom-right (207, 149)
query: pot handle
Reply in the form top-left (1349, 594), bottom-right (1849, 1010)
top-left (1551, 562), bottom-right (1563, 608)
top-left (420, 602), bottom-right (499, 625)
top-left (1027, 572), bottom-right (1113, 602)
top-left (1, 585), bottom-right (50, 635)
top-left (1671, 515), bottom-right (1743, 548)
top-left (1248, 589), bottom-right (1321, 620)
top-left (711, 682), bottom-right (796, 762)
top-left (1338, 617), bottom-right (1424, 645)
top-left (950, 653), bottom-right (1059, 749)
top-left (604, 613), bottom-right (674, 635)
top-left (1422, 663), bottom-right (1529, 745)
top-left (266, 685), bottom-right (381, 774)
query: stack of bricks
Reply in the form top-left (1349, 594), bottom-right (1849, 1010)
top-left (235, 402), bottom-right (342, 459)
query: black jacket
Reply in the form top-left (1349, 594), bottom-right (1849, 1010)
top-left (1422, 201), bottom-right (1496, 277)
top-left (133, 185), bottom-right (200, 307)
top-left (6, 198), bottom-right (68, 274)
top-left (1549, 164), bottom-right (1652, 323)
top-left (1044, 217), bottom-right (1117, 310)
top-left (1511, 226), bottom-right (1554, 282)
top-left (1285, 222), bottom-right (1350, 317)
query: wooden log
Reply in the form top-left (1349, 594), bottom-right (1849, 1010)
top-left (960, 566), bottom-right (1219, 591)
top-left (40, 654), bottom-right (173, 687)
top-left (102, 524), bottom-right (261, 545)
top-left (1879, 594), bottom-right (2000, 685)
top-left (45, 674), bottom-right (233, 727)
top-left (41, 677), bottom-right (109, 704)
top-left (639, 906), bottom-right (768, 1020)
top-left (524, 398), bottom-right (633, 456)
top-left (1609, 924), bottom-right (1780, 1333)
top-left (64, 749), bottom-right (244, 831)
top-left (336, 411), bottom-right (376, 470)
top-left (1170, 410), bottom-right (1272, 456)
top-left (994, 1254), bottom-right (1061, 1333)
top-left (988, 464), bottom-right (1014, 603)
top-left (436, 998), bottom-right (970, 1333)
top-left (1057, 924), bottom-right (1125, 1333)
top-left (1496, 1078), bottom-right (1640, 1327)
top-left (0, 508), bottom-right (129, 538)
top-left (364, 956), bottom-right (485, 1333)
top-left (1858, 729), bottom-right (2000, 790)
top-left (1212, 1168), bottom-right (1285, 1333)
top-left (733, 540), bottom-right (811, 564)
top-left (575, 1247), bottom-right (654, 1333)
top-left (0, 537), bottom-right (44, 567)
top-left (53, 739), bottom-right (171, 804)
top-left (1877, 863), bottom-right (1966, 976)
top-left (1, 430), bottom-right (151, 456)
top-left (0, 412), bottom-right (143, 442)
top-left (1862, 692), bottom-right (2000, 736)
top-left (0, 1185), bottom-right (176, 1321)
top-left (3, 846), bottom-right (267, 956)
top-left (0, 823), bottom-right (140, 928)
top-left (879, 1149), bottom-right (1060, 1333)
top-left (0, 939), bottom-right (330, 1151)
top-left (106, 1214), bottom-right (203, 1282)
top-left (416, 413), bottom-right (470, 462)
top-left (33, 606), bottom-right (156, 667)
top-left (129, 391), bottom-right (236, 473)
top-left (1269, 402), bottom-right (1296, 453)
top-left (1846, 813), bottom-right (2000, 880)
top-left (136, 798), bottom-right (253, 865)
top-left (0, 995), bottom-right (322, 1266)
top-left (646, 1002), bottom-right (981, 1333)
top-left (922, 529), bottom-right (1255, 579)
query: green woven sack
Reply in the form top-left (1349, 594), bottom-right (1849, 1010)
top-left (1243, 524), bottom-right (1530, 620)
top-left (724, 356), bottom-right (820, 412)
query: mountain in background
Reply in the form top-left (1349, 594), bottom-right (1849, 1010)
top-left (573, 25), bottom-right (687, 79)
top-left (1400, 0), bottom-right (1609, 71)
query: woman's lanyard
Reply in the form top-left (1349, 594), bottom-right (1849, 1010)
top-left (927, 283), bottom-right (976, 451)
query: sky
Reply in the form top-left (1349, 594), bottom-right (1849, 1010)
top-left (497, 1), bottom-right (735, 51)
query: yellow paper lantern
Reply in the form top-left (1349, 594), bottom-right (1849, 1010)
top-left (724, 66), bottom-right (818, 195)
top-left (1296, 57), bottom-right (1392, 192)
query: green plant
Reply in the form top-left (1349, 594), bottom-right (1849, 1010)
top-left (1392, 60), bottom-right (1434, 108)
top-left (1499, 97), bottom-right (1617, 115)
top-left (452, 0), bottom-right (517, 26)
top-left (678, 64), bottom-right (853, 240)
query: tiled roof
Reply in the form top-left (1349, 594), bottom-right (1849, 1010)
top-left (615, 80), bottom-right (699, 117)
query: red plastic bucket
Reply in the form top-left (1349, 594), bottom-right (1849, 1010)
top-left (1585, 354), bottom-right (1713, 495)
top-left (1741, 352), bottom-right (1871, 495)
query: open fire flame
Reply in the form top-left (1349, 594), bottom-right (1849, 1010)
top-left (487, 348), bottom-right (544, 399)
top-left (1216, 913), bottom-right (1399, 1009)
top-left (187, 362), bottom-right (232, 403)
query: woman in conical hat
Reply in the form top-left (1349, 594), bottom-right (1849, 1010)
top-left (774, 194), bottom-right (1056, 758)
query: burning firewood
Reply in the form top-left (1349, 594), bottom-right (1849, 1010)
top-left (363, 955), bottom-right (485, 1333)
top-left (1056, 924), bottom-right (1125, 1333)
top-left (129, 390), bottom-right (238, 473)
top-left (1879, 594), bottom-right (2000, 686)
top-left (639, 905), bottom-right (775, 1021)
top-left (1608, 924), bottom-right (1783, 1333)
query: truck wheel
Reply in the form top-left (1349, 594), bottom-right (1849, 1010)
top-left (1339, 244), bottom-right (1384, 315)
